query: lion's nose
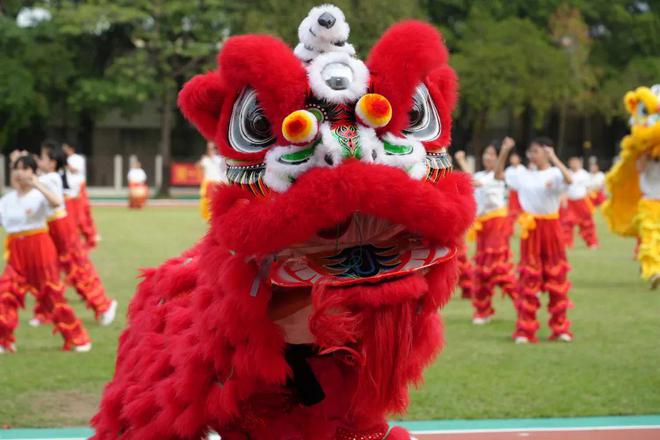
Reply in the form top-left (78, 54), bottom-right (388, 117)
top-left (317, 12), bottom-right (336, 29)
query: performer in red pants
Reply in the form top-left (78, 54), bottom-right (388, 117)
top-left (0, 155), bottom-right (91, 353)
top-left (127, 158), bottom-right (149, 209)
top-left (455, 140), bottom-right (516, 323)
top-left (34, 141), bottom-right (118, 326)
top-left (587, 158), bottom-right (607, 207)
top-left (505, 151), bottom-right (524, 238)
top-left (62, 142), bottom-right (99, 250)
top-left (497, 137), bottom-right (574, 344)
top-left (456, 243), bottom-right (474, 299)
top-left (561, 157), bottom-right (599, 249)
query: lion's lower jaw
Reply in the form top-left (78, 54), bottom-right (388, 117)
top-left (230, 269), bottom-right (450, 438)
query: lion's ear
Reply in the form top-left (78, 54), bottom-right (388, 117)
top-left (424, 65), bottom-right (458, 148)
top-left (624, 91), bottom-right (637, 115)
top-left (366, 21), bottom-right (451, 135)
top-left (178, 71), bottom-right (226, 141)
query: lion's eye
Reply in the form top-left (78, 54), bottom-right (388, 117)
top-left (404, 84), bottom-right (442, 142)
top-left (229, 88), bottom-right (276, 153)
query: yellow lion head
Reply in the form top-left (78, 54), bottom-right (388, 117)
top-left (624, 85), bottom-right (660, 156)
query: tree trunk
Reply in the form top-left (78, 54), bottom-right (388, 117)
top-left (471, 109), bottom-right (489, 155)
top-left (557, 97), bottom-right (568, 157)
top-left (158, 86), bottom-right (173, 197)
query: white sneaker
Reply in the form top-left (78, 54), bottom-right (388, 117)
top-left (28, 318), bottom-right (43, 327)
top-left (472, 316), bottom-right (491, 325)
top-left (0, 343), bottom-right (16, 354)
top-left (558, 333), bottom-right (573, 342)
top-left (100, 300), bottom-right (118, 326)
top-left (74, 342), bottom-right (92, 353)
top-left (515, 336), bottom-right (529, 344)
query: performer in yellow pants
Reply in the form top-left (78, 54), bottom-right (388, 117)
top-left (603, 84), bottom-right (660, 288)
top-left (198, 141), bottom-right (227, 221)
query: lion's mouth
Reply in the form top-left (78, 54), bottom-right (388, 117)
top-left (270, 213), bottom-right (454, 288)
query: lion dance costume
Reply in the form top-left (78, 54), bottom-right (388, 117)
top-left (92, 5), bottom-right (475, 439)
top-left (603, 84), bottom-right (660, 286)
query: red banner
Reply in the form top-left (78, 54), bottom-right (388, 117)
top-left (171, 162), bottom-right (202, 186)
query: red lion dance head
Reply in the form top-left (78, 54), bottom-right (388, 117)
top-left (92, 5), bottom-right (475, 440)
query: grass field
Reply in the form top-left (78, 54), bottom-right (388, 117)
top-left (0, 206), bottom-right (659, 428)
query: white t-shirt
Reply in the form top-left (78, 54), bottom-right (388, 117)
top-left (38, 172), bottom-right (66, 217)
top-left (127, 168), bottom-right (147, 184)
top-left (588, 171), bottom-right (605, 192)
top-left (505, 166), bottom-right (567, 215)
top-left (474, 170), bottom-right (506, 216)
top-left (640, 159), bottom-right (660, 200)
top-left (505, 165), bottom-right (525, 190)
top-left (201, 155), bottom-right (227, 183)
top-left (566, 169), bottom-right (590, 200)
top-left (0, 189), bottom-right (49, 234)
top-left (66, 154), bottom-right (86, 197)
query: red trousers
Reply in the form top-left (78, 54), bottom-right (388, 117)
top-left (514, 216), bottom-right (572, 342)
top-left (66, 183), bottom-right (98, 249)
top-left (0, 231), bottom-right (90, 350)
top-left (589, 190), bottom-right (606, 207)
top-left (472, 214), bottom-right (516, 319)
top-left (457, 243), bottom-right (474, 299)
top-left (561, 197), bottom-right (598, 248)
top-left (43, 215), bottom-right (111, 319)
top-left (507, 190), bottom-right (522, 238)
top-left (128, 183), bottom-right (148, 209)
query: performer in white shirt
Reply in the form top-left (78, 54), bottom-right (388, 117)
top-left (36, 141), bottom-right (117, 326)
top-left (197, 141), bottom-right (227, 220)
top-left (62, 141), bottom-right (99, 249)
top-left (454, 138), bottom-right (516, 324)
top-left (560, 157), bottom-right (599, 248)
top-left (587, 159), bottom-right (607, 207)
top-left (127, 157), bottom-right (149, 209)
top-left (505, 151), bottom-right (524, 235)
top-left (0, 154), bottom-right (91, 353)
top-left (496, 136), bottom-right (574, 344)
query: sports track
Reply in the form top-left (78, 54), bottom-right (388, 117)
top-left (2, 416), bottom-right (659, 439)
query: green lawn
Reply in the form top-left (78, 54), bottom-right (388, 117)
top-left (0, 207), bottom-right (659, 427)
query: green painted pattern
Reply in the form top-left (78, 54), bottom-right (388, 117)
top-left (383, 140), bottom-right (413, 155)
top-left (278, 140), bottom-right (320, 165)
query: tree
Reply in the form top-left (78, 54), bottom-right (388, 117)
top-left (549, 5), bottom-right (595, 153)
top-left (50, 0), bottom-right (229, 196)
top-left (0, 10), bottom-right (78, 147)
top-left (222, 0), bottom-right (424, 56)
top-left (450, 11), bottom-right (571, 151)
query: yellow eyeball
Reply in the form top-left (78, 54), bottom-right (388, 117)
top-left (355, 93), bottom-right (392, 128)
top-left (282, 110), bottom-right (319, 145)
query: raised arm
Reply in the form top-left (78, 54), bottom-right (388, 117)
top-left (495, 137), bottom-right (515, 181)
top-left (29, 175), bottom-right (62, 208)
top-left (495, 137), bottom-right (515, 180)
top-left (544, 146), bottom-right (573, 185)
top-left (453, 150), bottom-right (471, 174)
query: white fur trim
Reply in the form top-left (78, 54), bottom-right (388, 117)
top-left (263, 122), bottom-right (345, 192)
top-left (294, 43), bottom-right (318, 63)
top-left (298, 4), bottom-right (351, 50)
top-left (264, 145), bottom-right (321, 192)
top-left (356, 126), bottom-right (383, 164)
top-left (375, 133), bottom-right (427, 180)
top-left (307, 52), bottom-right (369, 104)
top-left (316, 123), bottom-right (345, 165)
